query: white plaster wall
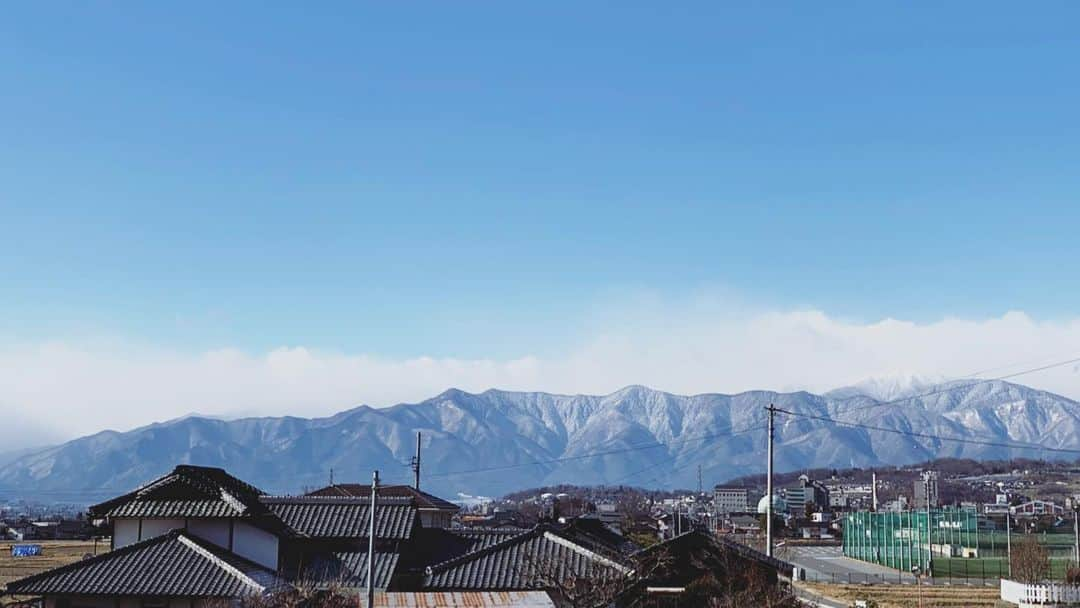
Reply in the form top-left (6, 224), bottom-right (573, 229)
top-left (187, 519), bottom-right (230, 548)
top-left (113, 519), bottom-right (140, 549)
top-left (139, 518), bottom-right (185, 540)
top-left (232, 522), bottom-right (278, 570)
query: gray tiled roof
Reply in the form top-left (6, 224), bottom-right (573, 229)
top-left (409, 528), bottom-right (530, 568)
top-left (454, 528), bottom-right (529, 552)
top-left (301, 551), bottom-right (400, 589)
top-left (307, 485), bottom-right (461, 512)
top-left (91, 465), bottom-right (267, 519)
top-left (4, 529), bottom-right (287, 597)
top-left (424, 526), bottom-right (631, 591)
top-left (261, 496), bottom-right (416, 539)
top-left (104, 499), bottom-right (243, 519)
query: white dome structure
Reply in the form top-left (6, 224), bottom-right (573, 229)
top-left (757, 494), bottom-right (787, 514)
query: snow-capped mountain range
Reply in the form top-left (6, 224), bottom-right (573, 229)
top-left (2, 380), bottom-right (1077, 503)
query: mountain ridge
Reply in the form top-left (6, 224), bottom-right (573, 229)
top-left (2, 380), bottom-right (1077, 503)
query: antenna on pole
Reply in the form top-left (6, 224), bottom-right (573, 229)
top-left (329, 468), bottom-right (334, 487)
top-left (698, 464), bottom-right (703, 495)
top-left (366, 470), bottom-right (379, 608)
top-left (765, 403), bottom-right (776, 558)
top-left (412, 432), bottom-right (422, 490)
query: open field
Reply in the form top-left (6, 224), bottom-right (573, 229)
top-left (803, 583), bottom-right (1000, 608)
top-left (932, 555), bottom-right (1076, 580)
top-left (0, 540), bottom-right (108, 593)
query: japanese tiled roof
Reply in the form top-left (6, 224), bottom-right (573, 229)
top-left (423, 525), bottom-right (631, 591)
top-left (300, 551), bottom-right (401, 590)
top-left (4, 529), bottom-right (287, 597)
top-left (408, 527), bottom-right (529, 568)
top-left (90, 465), bottom-right (268, 519)
top-left (260, 496), bottom-right (416, 540)
top-left (307, 484), bottom-right (460, 512)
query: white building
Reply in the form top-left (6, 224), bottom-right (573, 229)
top-left (713, 487), bottom-right (750, 514)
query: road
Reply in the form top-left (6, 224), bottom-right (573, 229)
top-left (784, 545), bottom-right (918, 585)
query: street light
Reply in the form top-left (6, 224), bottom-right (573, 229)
top-left (1073, 503), bottom-right (1080, 567)
top-left (911, 565), bottom-right (923, 608)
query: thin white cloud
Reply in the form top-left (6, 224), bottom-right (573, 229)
top-left (3, 307), bottom-right (1080, 447)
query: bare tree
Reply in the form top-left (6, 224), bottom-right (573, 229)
top-left (679, 570), bottom-right (798, 608)
top-left (520, 547), bottom-right (644, 608)
top-left (1013, 535), bottom-right (1051, 584)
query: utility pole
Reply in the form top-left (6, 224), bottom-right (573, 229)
top-left (367, 470), bottom-right (379, 608)
top-left (698, 464), bottom-right (703, 495)
top-left (924, 475), bottom-right (933, 576)
top-left (411, 432), bottom-right (422, 490)
top-left (871, 472), bottom-right (878, 512)
top-left (765, 403), bottom-right (776, 558)
top-left (1073, 504), bottom-right (1079, 565)
top-left (1006, 511), bottom-right (1013, 578)
top-left (675, 500), bottom-right (680, 537)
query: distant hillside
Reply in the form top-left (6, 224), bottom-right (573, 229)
top-left (1, 381), bottom-right (1078, 503)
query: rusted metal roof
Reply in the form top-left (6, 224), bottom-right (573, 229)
top-left (374, 591), bottom-right (556, 607)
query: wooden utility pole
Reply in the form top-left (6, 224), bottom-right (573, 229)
top-left (766, 403), bottom-right (776, 558)
top-left (367, 470), bottom-right (379, 608)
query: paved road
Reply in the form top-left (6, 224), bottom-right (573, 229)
top-left (784, 546), bottom-right (918, 585)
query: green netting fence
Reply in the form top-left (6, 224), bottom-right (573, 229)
top-left (842, 509), bottom-right (1078, 579)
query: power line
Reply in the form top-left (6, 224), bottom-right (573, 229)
top-left (774, 408), bottom-right (1080, 455)
top-left (827, 355), bottom-right (1080, 419)
top-left (604, 424), bottom-right (768, 486)
top-left (426, 422), bottom-right (769, 479)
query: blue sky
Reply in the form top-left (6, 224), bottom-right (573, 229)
top-left (3, 3), bottom-right (1080, 440)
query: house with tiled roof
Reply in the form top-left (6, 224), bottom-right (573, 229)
top-left (423, 524), bottom-right (633, 591)
top-left (1, 465), bottom-right (631, 607)
top-left (2, 464), bottom-right (791, 607)
top-left (6, 529), bottom-right (289, 603)
top-left (4, 465), bottom-right (425, 606)
top-left (306, 484), bottom-right (460, 529)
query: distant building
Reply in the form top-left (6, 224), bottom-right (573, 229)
top-left (757, 494), bottom-right (787, 515)
top-left (593, 501), bottom-right (622, 528)
top-left (1011, 499), bottom-right (1063, 517)
top-left (783, 475), bottom-right (830, 514)
top-left (883, 495), bottom-right (909, 512)
top-left (828, 492), bottom-right (848, 509)
top-left (914, 471), bottom-right (940, 509)
top-left (728, 514), bottom-right (761, 533)
top-left (984, 494), bottom-right (1010, 516)
top-left (825, 484), bottom-right (872, 510)
top-left (713, 487), bottom-right (750, 514)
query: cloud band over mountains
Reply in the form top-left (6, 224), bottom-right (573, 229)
top-left (2, 308), bottom-right (1079, 447)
